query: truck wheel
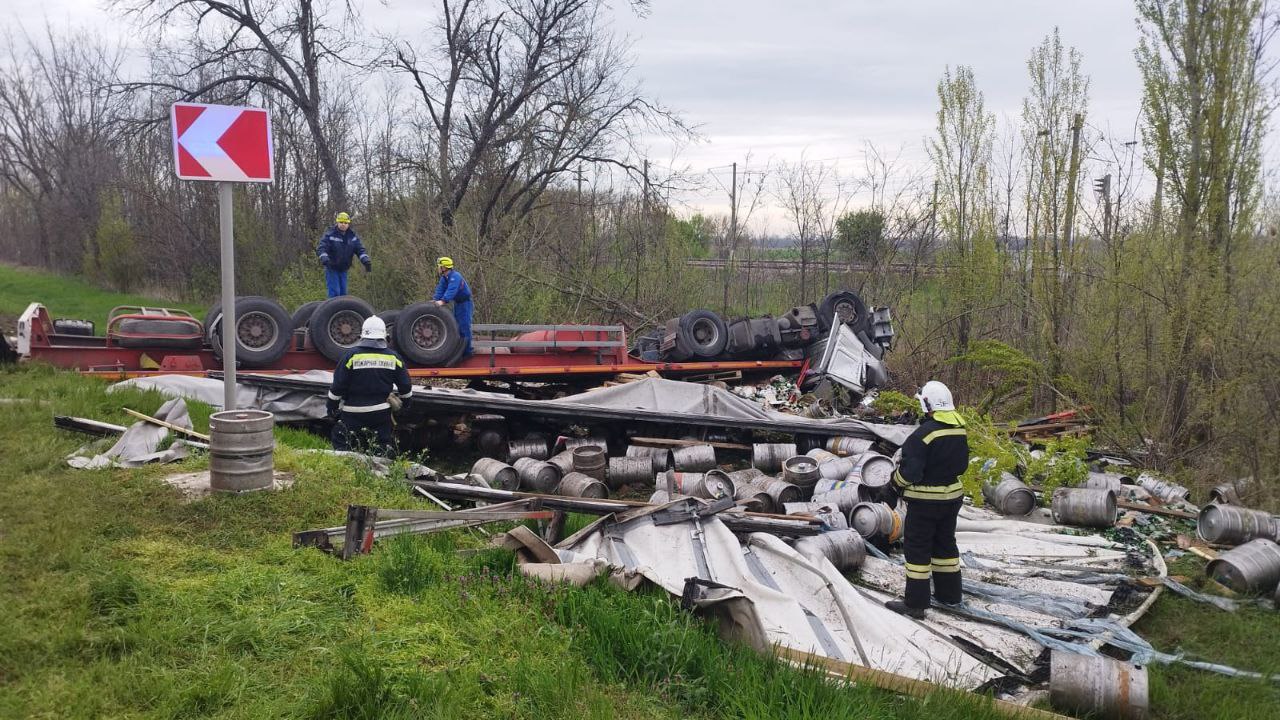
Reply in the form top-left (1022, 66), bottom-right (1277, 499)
top-left (377, 309), bottom-right (401, 350)
top-left (678, 310), bottom-right (728, 359)
top-left (291, 301), bottom-right (323, 330)
top-left (209, 296), bottom-right (292, 366)
top-left (53, 319), bottom-right (95, 336)
top-left (308, 296), bottom-right (374, 363)
top-left (818, 291), bottom-right (870, 335)
top-left (394, 303), bottom-right (462, 367)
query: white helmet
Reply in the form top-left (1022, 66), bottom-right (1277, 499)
top-left (360, 315), bottom-right (387, 341)
top-left (915, 380), bottom-right (955, 414)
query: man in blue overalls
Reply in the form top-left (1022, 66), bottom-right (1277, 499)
top-left (316, 212), bottom-right (371, 297)
top-left (433, 256), bottom-right (473, 357)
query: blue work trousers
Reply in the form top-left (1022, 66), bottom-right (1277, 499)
top-left (325, 268), bottom-right (349, 297)
top-left (454, 299), bottom-right (474, 355)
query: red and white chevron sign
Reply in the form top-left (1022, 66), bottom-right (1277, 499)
top-left (171, 102), bottom-right (274, 182)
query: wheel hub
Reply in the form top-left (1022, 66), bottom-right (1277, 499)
top-left (412, 316), bottom-right (446, 351)
top-left (329, 310), bottom-right (363, 346)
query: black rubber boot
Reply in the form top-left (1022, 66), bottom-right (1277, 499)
top-left (884, 599), bottom-right (926, 619)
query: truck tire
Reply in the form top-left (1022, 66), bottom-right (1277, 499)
top-left (291, 300), bottom-right (323, 331)
top-left (208, 296), bottom-right (292, 366)
top-left (394, 302), bottom-right (462, 367)
top-left (818, 291), bottom-right (870, 335)
top-left (678, 310), bottom-right (728, 359)
top-left (53, 319), bottom-right (95, 336)
top-left (377, 309), bottom-right (401, 350)
top-left (308, 296), bottom-right (375, 363)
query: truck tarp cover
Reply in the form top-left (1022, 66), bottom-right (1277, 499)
top-left (113, 374), bottom-right (914, 444)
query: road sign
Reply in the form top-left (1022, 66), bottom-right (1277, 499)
top-left (170, 102), bottom-right (276, 411)
top-left (171, 102), bottom-right (273, 182)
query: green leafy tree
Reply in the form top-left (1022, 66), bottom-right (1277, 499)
top-left (835, 209), bottom-right (885, 263)
top-left (1021, 28), bottom-right (1090, 406)
top-left (928, 65), bottom-right (1002, 369)
top-left (1136, 0), bottom-right (1274, 447)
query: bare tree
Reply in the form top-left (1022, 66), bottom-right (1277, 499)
top-left (773, 156), bottom-right (842, 302)
top-left (0, 27), bottom-right (129, 270)
top-left (390, 0), bottom-right (686, 240)
top-left (114, 0), bottom-right (360, 211)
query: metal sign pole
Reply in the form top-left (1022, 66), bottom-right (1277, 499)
top-left (219, 181), bottom-right (237, 410)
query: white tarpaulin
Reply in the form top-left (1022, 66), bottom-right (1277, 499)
top-left (111, 371), bottom-right (332, 422)
top-left (557, 378), bottom-right (915, 446)
top-left (560, 500), bottom-right (1150, 688)
top-left (559, 500), bottom-right (1002, 689)
top-left (67, 398), bottom-right (194, 469)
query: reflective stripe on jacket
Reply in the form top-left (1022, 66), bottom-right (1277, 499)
top-left (327, 343), bottom-right (413, 415)
top-left (316, 225), bottom-right (370, 272)
top-left (893, 417), bottom-right (969, 501)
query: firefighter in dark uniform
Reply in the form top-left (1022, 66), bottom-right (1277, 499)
top-left (885, 380), bottom-right (969, 618)
top-left (326, 316), bottom-right (413, 457)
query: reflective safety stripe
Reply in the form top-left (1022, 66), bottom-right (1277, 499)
top-left (922, 427), bottom-right (967, 445)
top-left (397, 389), bottom-right (414, 398)
top-left (327, 390), bottom-right (341, 401)
top-left (931, 557), bottom-right (961, 573)
top-left (903, 482), bottom-right (965, 501)
top-left (343, 402), bottom-right (390, 413)
top-left (893, 469), bottom-right (911, 488)
top-left (348, 353), bottom-right (402, 370)
top-left (905, 562), bottom-right (932, 580)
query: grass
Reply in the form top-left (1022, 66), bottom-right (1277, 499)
top-left (1, 365), bottom-right (1277, 719)
top-left (2, 267), bottom-right (1278, 719)
top-left (0, 263), bottom-right (207, 330)
top-left (0, 363), bottom-right (1016, 720)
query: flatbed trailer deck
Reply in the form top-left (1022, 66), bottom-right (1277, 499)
top-left (15, 302), bottom-right (803, 381)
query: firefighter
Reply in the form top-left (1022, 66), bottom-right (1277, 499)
top-left (885, 380), bottom-right (969, 619)
top-left (432, 256), bottom-right (474, 357)
top-left (316, 211), bottom-right (371, 298)
top-left (326, 316), bottom-right (413, 457)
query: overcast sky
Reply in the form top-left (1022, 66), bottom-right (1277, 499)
top-left (12, 1), bottom-right (1203, 228)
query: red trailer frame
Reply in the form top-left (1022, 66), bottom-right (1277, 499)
top-left (16, 302), bottom-right (802, 381)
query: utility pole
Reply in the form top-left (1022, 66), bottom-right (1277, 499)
top-left (723, 162), bottom-right (737, 314)
top-left (576, 165), bottom-right (585, 255)
top-left (1094, 174), bottom-right (1113, 244)
top-left (638, 159), bottom-right (650, 305)
top-left (1062, 114), bottom-right (1084, 250)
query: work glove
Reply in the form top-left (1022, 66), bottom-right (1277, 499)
top-left (325, 401), bottom-right (340, 419)
top-left (362, 259), bottom-right (372, 272)
top-left (319, 255), bottom-right (330, 268)
top-left (387, 393), bottom-right (403, 413)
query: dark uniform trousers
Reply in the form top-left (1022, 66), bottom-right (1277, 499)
top-left (902, 498), bottom-right (963, 609)
top-left (331, 409), bottom-right (397, 457)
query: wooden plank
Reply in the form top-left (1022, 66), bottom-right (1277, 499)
top-left (631, 436), bottom-right (753, 451)
top-left (775, 647), bottom-right (1070, 720)
top-left (123, 407), bottom-right (212, 441)
top-left (1118, 500), bottom-right (1197, 520)
top-left (1188, 545), bottom-right (1219, 561)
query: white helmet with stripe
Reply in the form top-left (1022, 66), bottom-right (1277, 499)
top-left (915, 380), bottom-right (954, 414)
top-left (360, 315), bottom-right (388, 341)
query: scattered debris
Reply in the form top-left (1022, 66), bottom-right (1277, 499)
top-left (65, 398), bottom-right (197, 469)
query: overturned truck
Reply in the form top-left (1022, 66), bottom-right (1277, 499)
top-left (13, 290), bottom-right (892, 391)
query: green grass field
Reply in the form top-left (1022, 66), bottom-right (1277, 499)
top-left (0, 264), bottom-right (206, 331)
top-left (1, 264), bottom-right (1277, 719)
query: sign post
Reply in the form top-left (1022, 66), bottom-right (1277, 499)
top-left (170, 102), bottom-right (274, 410)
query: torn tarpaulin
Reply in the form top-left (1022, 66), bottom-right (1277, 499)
top-left (557, 498), bottom-right (1001, 689)
top-left (67, 398), bottom-right (194, 469)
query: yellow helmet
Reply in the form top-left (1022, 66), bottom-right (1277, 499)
top-left (437, 256), bottom-right (454, 269)
top-left (335, 212), bottom-right (351, 223)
